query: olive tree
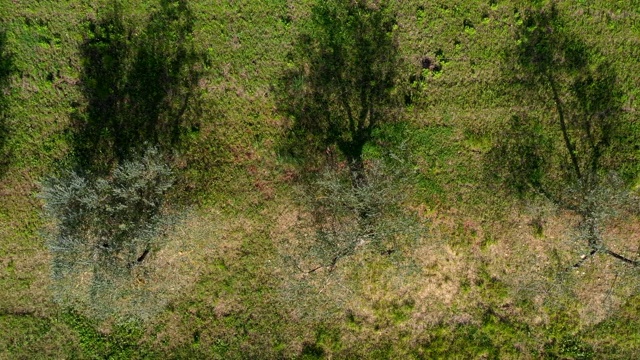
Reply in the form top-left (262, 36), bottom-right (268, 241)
top-left (282, 157), bottom-right (419, 274)
top-left (40, 147), bottom-right (177, 318)
top-left (276, 156), bottom-right (422, 327)
top-left (276, 1), bottom-right (416, 282)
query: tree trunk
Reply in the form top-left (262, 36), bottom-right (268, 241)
top-left (347, 153), bottom-right (366, 189)
top-left (339, 137), bottom-right (367, 189)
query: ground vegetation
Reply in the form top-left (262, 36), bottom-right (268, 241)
top-left (1, 0), bottom-right (639, 358)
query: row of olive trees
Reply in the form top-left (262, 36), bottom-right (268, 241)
top-left (276, 4), bottom-right (640, 332)
top-left (278, 0), bottom-right (640, 281)
top-left (40, 0), bottom-right (638, 321)
top-left (41, 0), bottom-right (408, 320)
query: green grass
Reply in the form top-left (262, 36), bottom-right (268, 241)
top-left (0, 312), bottom-right (83, 359)
top-left (62, 311), bottom-right (149, 360)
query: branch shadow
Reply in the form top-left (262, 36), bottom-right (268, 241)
top-left (487, 3), bottom-right (628, 199)
top-left (73, 0), bottom-right (204, 173)
top-left (0, 27), bottom-right (15, 176)
top-left (274, 0), bottom-right (402, 176)
top-left (486, 4), bottom-right (640, 271)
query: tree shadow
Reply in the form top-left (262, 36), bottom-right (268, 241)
top-left (488, 3), bottom-right (629, 201)
top-left (73, 0), bottom-right (204, 173)
top-left (488, 3), bottom-right (639, 268)
top-left (0, 27), bottom-right (15, 176)
top-left (275, 0), bottom-right (402, 187)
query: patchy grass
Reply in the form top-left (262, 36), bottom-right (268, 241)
top-left (1, 0), bottom-right (639, 358)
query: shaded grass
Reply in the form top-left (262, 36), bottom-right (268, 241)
top-left (72, 0), bottom-right (205, 173)
top-left (0, 27), bottom-right (14, 176)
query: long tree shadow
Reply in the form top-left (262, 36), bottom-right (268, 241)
top-left (488, 4), bottom-right (639, 268)
top-left (73, 0), bottom-right (204, 173)
top-left (0, 28), bottom-right (15, 176)
top-left (489, 3), bottom-right (629, 201)
top-left (275, 0), bottom-right (402, 187)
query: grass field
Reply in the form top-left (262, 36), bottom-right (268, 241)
top-left (1, 0), bottom-right (639, 358)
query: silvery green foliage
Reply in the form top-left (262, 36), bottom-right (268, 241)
top-left (569, 174), bottom-right (640, 265)
top-left (40, 147), bottom-right (175, 319)
top-left (512, 173), bottom-right (640, 313)
top-left (277, 155), bottom-right (423, 323)
top-left (285, 155), bottom-right (422, 273)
